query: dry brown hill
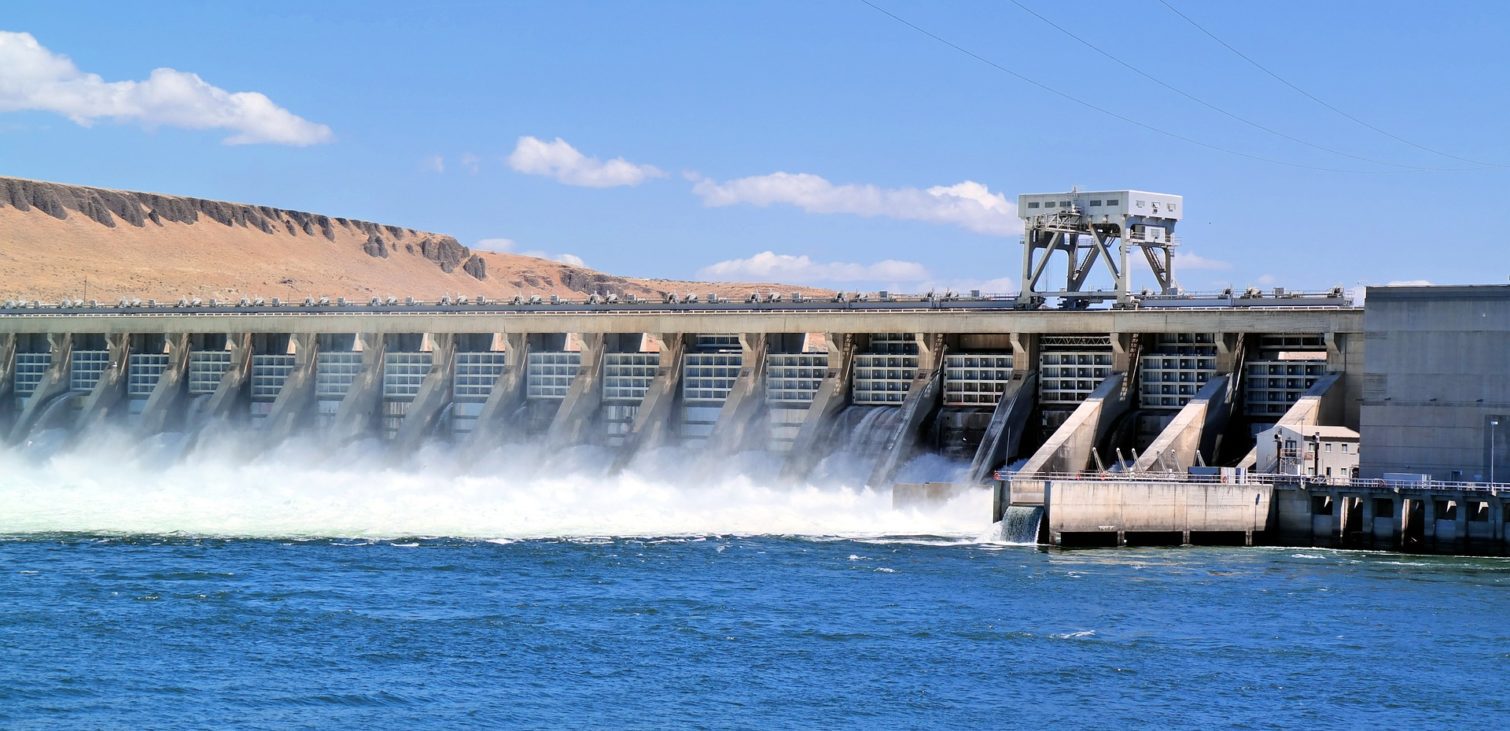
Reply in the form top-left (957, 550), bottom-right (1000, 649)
top-left (0, 176), bottom-right (818, 303)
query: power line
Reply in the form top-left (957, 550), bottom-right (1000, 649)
top-left (856, 0), bottom-right (1389, 174)
top-left (1157, 0), bottom-right (1506, 169)
top-left (1007, 0), bottom-right (1458, 172)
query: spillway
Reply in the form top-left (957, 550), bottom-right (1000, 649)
top-left (0, 293), bottom-right (1365, 537)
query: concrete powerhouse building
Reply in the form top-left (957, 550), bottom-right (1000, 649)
top-left (1360, 285), bottom-right (1510, 482)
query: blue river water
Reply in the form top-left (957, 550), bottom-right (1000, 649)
top-left (3, 536), bottom-right (1508, 729)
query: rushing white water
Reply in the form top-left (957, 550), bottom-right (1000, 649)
top-left (0, 425), bottom-right (991, 540)
top-left (997, 505), bottom-right (1045, 544)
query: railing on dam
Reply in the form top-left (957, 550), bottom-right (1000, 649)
top-left (0, 286), bottom-right (1358, 318)
top-left (1001, 471), bottom-right (1510, 494)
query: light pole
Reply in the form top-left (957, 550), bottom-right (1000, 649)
top-left (1492, 417), bottom-right (1501, 484)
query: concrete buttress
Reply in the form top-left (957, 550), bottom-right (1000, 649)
top-left (1239, 372), bottom-right (1343, 470)
top-left (547, 333), bottom-right (606, 448)
top-left (967, 372), bottom-right (1039, 484)
top-left (465, 333), bottom-right (529, 449)
top-left (137, 333), bottom-right (192, 436)
top-left (393, 333), bottom-right (457, 452)
top-left (706, 333), bottom-right (768, 455)
top-left (1019, 372), bottom-right (1133, 476)
top-left (197, 333), bottom-right (253, 428)
top-left (781, 333), bottom-right (865, 480)
top-left (1132, 374), bottom-right (1232, 473)
top-left (329, 333), bottom-right (386, 445)
top-left (869, 333), bottom-right (948, 487)
top-left (8, 333), bottom-right (72, 444)
top-left (261, 333), bottom-right (319, 445)
top-left (612, 333), bottom-right (691, 471)
top-left (0, 334), bottom-right (15, 434)
top-left (74, 333), bottom-right (132, 433)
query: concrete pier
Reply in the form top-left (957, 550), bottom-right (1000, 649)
top-left (870, 333), bottom-right (946, 487)
top-left (706, 333), bottom-right (769, 455)
top-left (782, 333), bottom-right (864, 480)
top-left (613, 333), bottom-right (692, 470)
top-left (1019, 373), bottom-right (1132, 477)
top-left (393, 333), bottom-right (458, 452)
top-left (1132, 374), bottom-right (1233, 473)
top-left (137, 333), bottom-right (191, 436)
top-left (8, 333), bottom-right (72, 444)
top-left (1045, 478), bottom-right (1271, 547)
top-left (967, 373), bottom-right (1038, 484)
top-left (1273, 481), bottom-right (1509, 554)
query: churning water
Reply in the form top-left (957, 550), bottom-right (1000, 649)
top-left (4, 428), bottom-right (1508, 727)
top-left (0, 423), bottom-right (985, 539)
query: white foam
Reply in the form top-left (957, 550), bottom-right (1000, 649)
top-left (0, 426), bottom-right (992, 540)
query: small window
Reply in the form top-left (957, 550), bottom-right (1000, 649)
top-left (1060, 201), bottom-right (1071, 208)
top-left (1105, 199), bottom-right (1119, 206)
top-left (1136, 200), bottom-right (1146, 208)
top-left (1325, 443), bottom-right (1333, 453)
top-left (1043, 201), bottom-right (1055, 208)
top-left (1089, 200), bottom-right (1102, 206)
top-left (1168, 203), bottom-right (1177, 211)
top-left (1027, 201), bottom-right (1040, 209)
top-left (1341, 443), bottom-right (1349, 454)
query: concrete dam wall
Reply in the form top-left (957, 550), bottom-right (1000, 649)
top-left (0, 302), bottom-right (1364, 513)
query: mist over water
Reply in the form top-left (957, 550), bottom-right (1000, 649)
top-left (0, 424), bottom-right (990, 539)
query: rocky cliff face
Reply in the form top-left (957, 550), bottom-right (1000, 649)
top-left (0, 175), bottom-right (827, 303)
top-left (0, 176), bottom-right (485, 281)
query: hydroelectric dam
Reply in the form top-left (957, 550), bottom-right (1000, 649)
top-left (4, 189), bottom-right (1506, 553)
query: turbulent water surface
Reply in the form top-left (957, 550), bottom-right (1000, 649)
top-left (2, 435), bottom-right (1508, 727)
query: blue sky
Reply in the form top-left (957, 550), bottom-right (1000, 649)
top-left (2, 0), bottom-right (1506, 294)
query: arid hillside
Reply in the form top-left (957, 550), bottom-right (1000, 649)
top-left (0, 177), bottom-right (816, 303)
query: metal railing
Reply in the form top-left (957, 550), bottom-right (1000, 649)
top-left (998, 471), bottom-right (1510, 493)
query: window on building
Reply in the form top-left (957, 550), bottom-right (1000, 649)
top-left (1090, 200), bottom-right (1102, 206)
top-left (1342, 443), bottom-right (1349, 454)
top-left (1043, 201), bottom-right (1055, 208)
top-left (1169, 203), bottom-right (1177, 211)
top-left (1136, 200), bottom-right (1145, 208)
top-left (1105, 199), bottom-right (1119, 206)
top-left (1027, 202), bottom-right (1040, 209)
top-left (1060, 201), bottom-right (1071, 208)
top-left (1326, 443), bottom-right (1333, 453)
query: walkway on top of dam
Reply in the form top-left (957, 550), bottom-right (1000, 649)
top-left (0, 300), bottom-right (1362, 335)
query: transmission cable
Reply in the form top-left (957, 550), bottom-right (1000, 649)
top-left (1157, 0), bottom-right (1506, 169)
top-left (856, 0), bottom-right (1397, 174)
top-left (1008, 0), bottom-right (1455, 172)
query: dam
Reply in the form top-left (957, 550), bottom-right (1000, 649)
top-left (3, 188), bottom-right (1504, 554)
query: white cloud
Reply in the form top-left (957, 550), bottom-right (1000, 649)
top-left (699, 251), bottom-right (930, 284)
top-left (472, 238), bottom-right (516, 252)
top-left (1176, 250), bottom-right (1232, 271)
top-left (506, 135), bottom-right (663, 188)
top-left (422, 154), bottom-right (445, 173)
top-left (0, 30), bottom-right (332, 145)
top-left (1256, 274), bottom-right (1277, 286)
top-left (922, 276), bottom-right (1017, 295)
top-left (698, 251), bottom-right (1016, 293)
top-left (472, 237), bottom-right (586, 267)
top-left (459, 152), bottom-right (481, 175)
top-left (690, 172), bottom-right (1020, 236)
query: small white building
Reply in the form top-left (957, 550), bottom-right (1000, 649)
top-left (1256, 424), bottom-right (1360, 479)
